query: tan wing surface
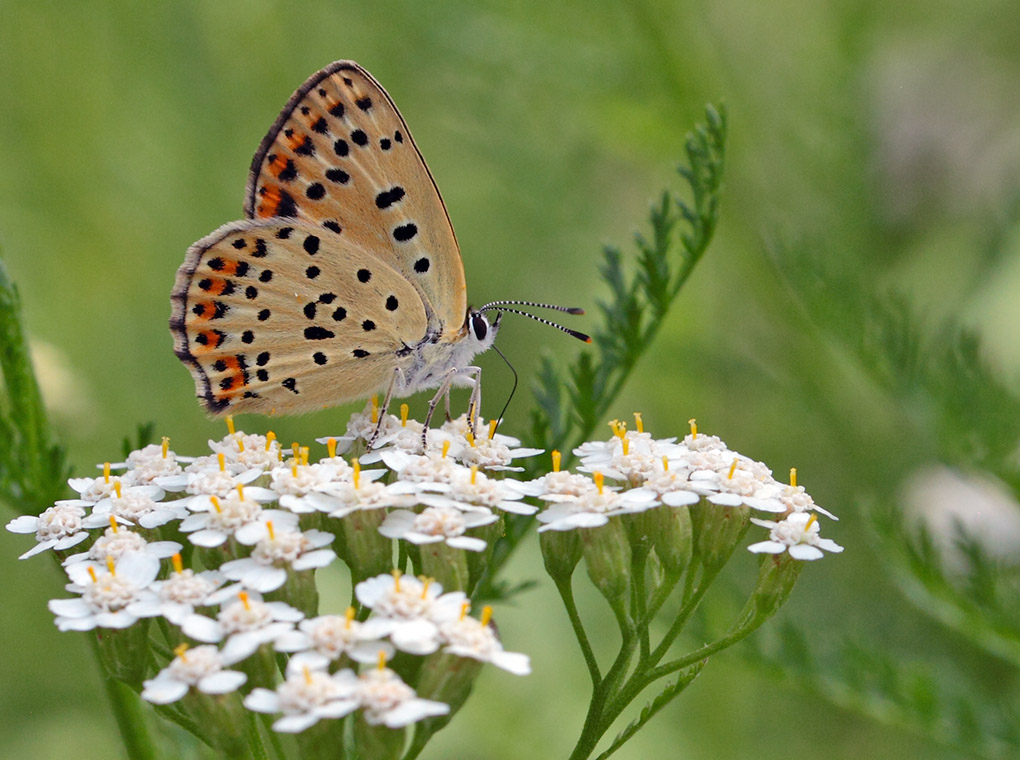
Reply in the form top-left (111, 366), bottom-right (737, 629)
top-left (244, 60), bottom-right (467, 338)
top-left (170, 218), bottom-right (427, 415)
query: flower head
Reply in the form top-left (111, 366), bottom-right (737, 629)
top-left (142, 644), bottom-right (247, 704)
top-left (748, 512), bottom-right (844, 560)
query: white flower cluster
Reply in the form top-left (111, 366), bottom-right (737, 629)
top-left (530, 417), bottom-right (843, 560)
top-left (5, 407), bottom-right (841, 734)
top-left (5, 408), bottom-right (538, 733)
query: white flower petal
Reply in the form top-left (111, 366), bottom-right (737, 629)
top-left (788, 544), bottom-right (825, 561)
top-left (182, 614), bottom-right (223, 643)
top-left (243, 688), bottom-right (282, 714)
top-left (142, 678), bottom-right (189, 704)
top-left (445, 536), bottom-right (488, 552)
top-left (198, 670), bottom-right (248, 694)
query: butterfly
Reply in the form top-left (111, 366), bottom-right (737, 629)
top-left (170, 61), bottom-right (587, 428)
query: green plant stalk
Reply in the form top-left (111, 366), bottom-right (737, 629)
top-left (100, 669), bottom-right (158, 760)
top-left (568, 603), bottom-right (637, 760)
top-left (554, 576), bottom-right (602, 688)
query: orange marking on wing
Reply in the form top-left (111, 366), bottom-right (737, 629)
top-left (192, 301), bottom-right (215, 320)
top-left (194, 330), bottom-right (225, 352)
top-left (258, 184), bottom-right (281, 217)
top-left (203, 278), bottom-right (230, 296)
top-left (268, 154), bottom-right (289, 178)
top-left (219, 260), bottom-right (241, 276)
top-left (286, 132), bottom-right (310, 153)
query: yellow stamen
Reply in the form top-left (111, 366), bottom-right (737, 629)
top-left (114, 479), bottom-right (122, 499)
top-left (391, 568), bottom-right (402, 592)
top-left (790, 468), bottom-right (797, 488)
top-left (552, 450), bottom-right (562, 472)
top-left (103, 462), bottom-right (111, 484)
top-left (622, 437), bottom-right (630, 456)
top-left (292, 461), bottom-right (298, 478)
top-left (805, 513), bottom-right (817, 530)
top-left (353, 459), bottom-right (361, 490)
top-left (301, 447), bottom-right (309, 466)
top-left (210, 495), bottom-right (222, 513)
top-left (303, 665), bottom-right (313, 685)
top-left (465, 431), bottom-right (476, 448)
top-left (87, 566), bottom-right (98, 583)
top-left (689, 418), bottom-right (697, 439)
top-left (217, 452), bottom-right (226, 472)
top-left (441, 440), bottom-right (450, 459)
top-left (161, 436), bottom-right (169, 458)
top-left (345, 606), bottom-right (355, 629)
top-left (488, 419), bottom-right (498, 440)
top-left (108, 516), bottom-right (118, 533)
top-left (662, 455), bottom-right (669, 472)
top-left (459, 601), bottom-right (470, 620)
top-left (481, 605), bottom-right (493, 626)
top-left (371, 394), bottom-right (379, 424)
top-left (327, 437), bottom-right (337, 458)
top-left (106, 556), bottom-right (116, 575)
top-left (594, 472), bottom-right (604, 495)
top-left (265, 431), bottom-right (276, 451)
top-left (226, 415), bottom-right (235, 436)
top-left (470, 465), bottom-right (478, 485)
top-left (266, 520), bottom-right (275, 540)
top-left (171, 553), bottom-right (183, 574)
top-left (239, 591), bottom-right (251, 610)
top-left (400, 403), bottom-right (409, 427)
top-left (236, 483), bottom-right (244, 500)
top-left (420, 578), bottom-right (432, 599)
top-left (633, 412), bottom-right (644, 433)
top-left (728, 458), bottom-right (739, 479)
top-left (608, 419), bottom-right (619, 436)
top-left (173, 643), bottom-right (189, 660)
top-left (377, 650), bottom-right (387, 671)
top-left (291, 442), bottom-right (300, 463)
top-left (237, 438), bottom-right (245, 453)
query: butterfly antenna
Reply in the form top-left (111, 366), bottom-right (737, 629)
top-left (490, 343), bottom-right (518, 437)
top-left (482, 306), bottom-right (591, 343)
top-left (479, 299), bottom-right (584, 315)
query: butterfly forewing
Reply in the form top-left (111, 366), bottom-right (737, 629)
top-left (171, 218), bottom-right (428, 415)
top-left (244, 61), bottom-right (467, 339)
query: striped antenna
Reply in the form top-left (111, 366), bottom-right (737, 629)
top-left (482, 306), bottom-right (591, 343)
top-left (478, 299), bottom-right (584, 315)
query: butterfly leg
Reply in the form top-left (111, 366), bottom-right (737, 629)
top-left (420, 366), bottom-right (483, 450)
top-left (367, 368), bottom-right (402, 450)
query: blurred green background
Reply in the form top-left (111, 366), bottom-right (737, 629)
top-left (3, 0), bottom-right (1019, 758)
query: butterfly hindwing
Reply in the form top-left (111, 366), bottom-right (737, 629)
top-left (244, 60), bottom-right (468, 340)
top-left (171, 218), bottom-right (428, 415)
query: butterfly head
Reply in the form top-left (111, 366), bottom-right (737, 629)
top-left (465, 308), bottom-right (501, 352)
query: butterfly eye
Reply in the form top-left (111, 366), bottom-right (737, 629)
top-left (471, 314), bottom-right (488, 341)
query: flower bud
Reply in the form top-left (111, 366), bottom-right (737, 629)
top-left (743, 551), bottom-right (804, 623)
top-left (580, 518), bottom-right (632, 606)
top-left (540, 528), bottom-right (583, 582)
top-left (354, 715), bottom-right (407, 760)
top-left (419, 541), bottom-right (470, 592)
top-left (415, 650), bottom-right (483, 719)
top-left (339, 509), bottom-right (393, 583)
top-left (95, 620), bottom-right (152, 687)
top-left (691, 502), bottom-right (750, 571)
top-left (645, 505), bottom-right (693, 575)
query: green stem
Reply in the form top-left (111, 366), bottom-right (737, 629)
top-left (630, 547), bottom-right (650, 660)
top-left (642, 567), bottom-right (683, 623)
top-left (555, 576), bottom-right (601, 687)
top-left (648, 566), bottom-right (718, 666)
top-left (95, 651), bottom-right (158, 760)
top-left (245, 709), bottom-right (272, 760)
top-left (568, 603), bottom-right (636, 760)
